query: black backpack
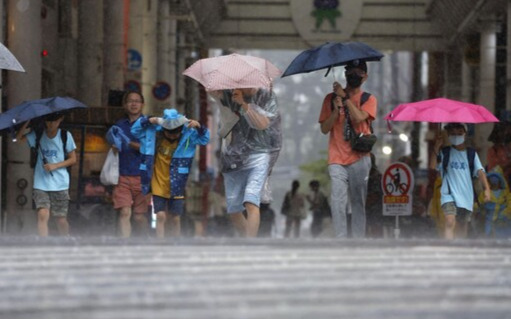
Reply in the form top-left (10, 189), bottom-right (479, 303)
top-left (30, 128), bottom-right (69, 169)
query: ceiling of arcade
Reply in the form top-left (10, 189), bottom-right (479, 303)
top-left (178, 0), bottom-right (507, 52)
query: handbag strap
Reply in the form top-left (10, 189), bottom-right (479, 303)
top-left (345, 92), bottom-right (373, 135)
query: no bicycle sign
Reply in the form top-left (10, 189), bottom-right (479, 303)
top-left (382, 162), bottom-right (414, 216)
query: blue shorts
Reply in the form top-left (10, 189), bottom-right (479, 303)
top-left (223, 153), bottom-right (270, 214)
top-left (152, 195), bottom-right (184, 216)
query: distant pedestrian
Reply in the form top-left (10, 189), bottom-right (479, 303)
top-left (106, 91), bottom-right (150, 237)
top-left (131, 108), bottom-right (210, 238)
top-left (283, 180), bottom-right (306, 238)
top-left (258, 203), bottom-right (275, 237)
top-left (306, 180), bottom-right (330, 237)
top-left (16, 113), bottom-right (77, 236)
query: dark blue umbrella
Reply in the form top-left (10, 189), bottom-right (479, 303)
top-left (0, 96), bottom-right (87, 131)
top-left (281, 41), bottom-right (384, 77)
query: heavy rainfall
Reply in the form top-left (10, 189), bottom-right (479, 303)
top-left (0, 1), bottom-right (510, 319)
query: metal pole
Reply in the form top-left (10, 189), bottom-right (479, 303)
top-left (394, 215), bottom-right (400, 239)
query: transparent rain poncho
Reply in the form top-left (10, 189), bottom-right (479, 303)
top-left (213, 88), bottom-right (282, 172)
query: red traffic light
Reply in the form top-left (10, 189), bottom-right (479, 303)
top-left (41, 49), bottom-right (48, 57)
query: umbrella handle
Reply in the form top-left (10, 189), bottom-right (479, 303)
top-left (324, 66), bottom-right (332, 78)
top-left (386, 120), bottom-right (392, 133)
top-left (9, 126), bottom-right (17, 142)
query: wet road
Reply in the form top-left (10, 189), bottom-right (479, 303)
top-left (0, 237), bottom-right (510, 319)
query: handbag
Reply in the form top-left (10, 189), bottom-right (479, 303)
top-left (100, 149), bottom-right (119, 185)
top-left (345, 107), bottom-right (377, 153)
top-left (351, 131), bottom-right (377, 153)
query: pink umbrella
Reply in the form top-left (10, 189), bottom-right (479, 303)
top-left (384, 98), bottom-right (499, 124)
top-left (182, 53), bottom-right (281, 91)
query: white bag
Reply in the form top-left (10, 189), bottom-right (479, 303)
top-left (100, 149), bottom-right (119, 185)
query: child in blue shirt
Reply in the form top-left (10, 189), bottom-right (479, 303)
top-left (16, 112), bottom-right (77, 236)
top-left (429, 123), bottom-right (490, 239)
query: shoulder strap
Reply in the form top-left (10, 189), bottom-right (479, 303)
top-left (441, 146), bottom-right (450, 175)
top-left (361, 92), bottom-right (371, 106)
top-left (466, 147), bottom-right (475, 177)
top-left (60, 129), bottom-right (68, 157)
top-left (360, 92), bottom-right (373, 133)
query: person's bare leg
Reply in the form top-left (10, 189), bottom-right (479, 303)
top-left (444, 214), bottom-right (456, 239)
top-left (455, 219), bottom-right (468, 239)
top-left (133, 213), bottom-right (149, 236)
top-left (230, 212), bottom-right (247, 237)
top-left (156, 211), bottom-right (166, 238)
top-left (56, 217), bottom-right (69, 236)
top-left (294, 219), bottom-right (301, 238)
top-left (37, 208), bottom-right (50, 237)
top-left (169, 215), bottom-right (181, 237)
top-left (118, 207), bottom-right (132, 237)
top-left (284, 217), bottom-right (292, 238)
top-left (245, 203), bottom-right (260, 237)
top-left (194, 220), bottom-right (204, 237)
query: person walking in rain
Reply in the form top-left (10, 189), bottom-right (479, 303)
top-left (16, 113), bottom-right (77, 236)
top-left (106, 91), bottom-right (150, 237)
top-left (429, 122), bottom-right (490, 239)
top-left (282, 180), bottom-right (306, 238)
top-left (211, 87), bottom-right (282, 237)
top-left (318, 60), bottom-right (376, 238)
top-left (131, 108), bottom-right (210, 238)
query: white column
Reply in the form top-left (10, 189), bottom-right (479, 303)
top-left (142, 0), bottom-right (158, 114)
top-left (168, 17), bottom-right (178, 108)
top-left (103, 0), bottom-right (126, 105)
top-left (78, 0), bottom-right (103, 107)
top-left (157, 0), bottom-right (176, 111)
top-left (6, 0), bottom-right (42, 234)
top-left (127, 0), bottom-right (143, 102)
top-left (461, 58), bottom-right (472, 103)
top-left (476, 22), bottom-right (497, 165)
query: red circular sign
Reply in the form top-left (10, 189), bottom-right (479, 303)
top-left (382, 162), bottom-right (412, 195)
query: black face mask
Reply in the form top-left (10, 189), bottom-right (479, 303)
top-left (346, 73), bottom-right (363, 88)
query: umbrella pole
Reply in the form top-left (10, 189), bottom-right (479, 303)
top-left (331, 67), bottom-right (337, 82)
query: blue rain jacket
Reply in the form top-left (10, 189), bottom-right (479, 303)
top-left (131, 116), bottom-right (210, 196)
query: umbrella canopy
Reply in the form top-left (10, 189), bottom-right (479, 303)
top-left (0, 96), bottom-right (87, 131)
top-left (183, 53), bottom-right (281, 91)
top-left (281, 41), bottom-right (384, 77)
top-left (0, 42), bottom-right (25, 72)
top-left (384, 98), bottom-right (499, 124)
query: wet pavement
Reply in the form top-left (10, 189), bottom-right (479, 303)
top-left (0, 237), bottom-right (510, 319)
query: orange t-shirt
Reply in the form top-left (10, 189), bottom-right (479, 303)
top-left (318, 91), bottom-right (377, 165)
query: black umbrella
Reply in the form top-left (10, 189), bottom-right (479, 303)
top-left (282, 41), bottom-right (384, 77)
top-left (0, 96), bottom-right (87, 131)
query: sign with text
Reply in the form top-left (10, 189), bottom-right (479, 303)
top-left (382, 162), bottom-right (414, 216)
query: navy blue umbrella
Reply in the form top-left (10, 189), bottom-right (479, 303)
top-left (281, 41), bottom-right (384, 77)
top-left (0, 96), bottom-right (87, 132)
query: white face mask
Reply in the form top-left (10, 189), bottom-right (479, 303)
top-left (448, 135), bottom-right (465, 146)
